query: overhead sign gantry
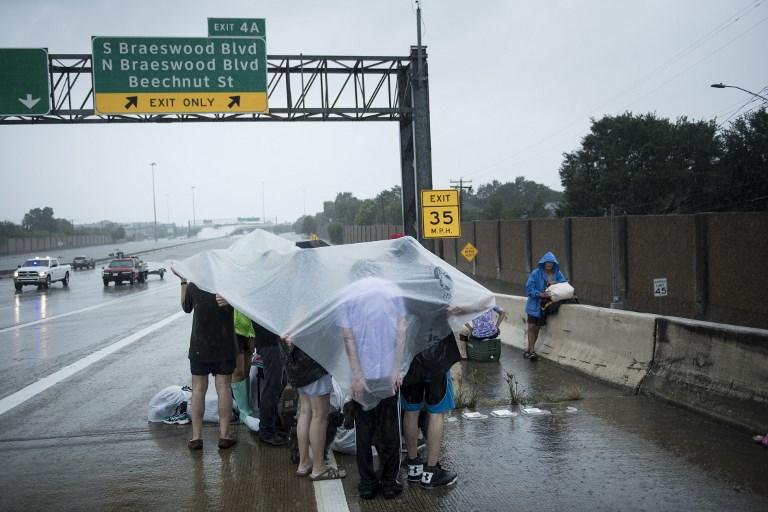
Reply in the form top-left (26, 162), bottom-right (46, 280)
top-left (0, 17), bottom-right (434, 247)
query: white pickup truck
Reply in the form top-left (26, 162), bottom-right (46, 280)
top-left (13, 257), bottom-right (71, 292)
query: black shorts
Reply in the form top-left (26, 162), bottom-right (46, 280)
top-left (190, 358), bottom-right (236, 376)
top-left (400, 373), bottom-right (452, 413)
top-left (236, 334), bottom-right (255, 354)
top-left (527, 315), bottom-right (546, 326)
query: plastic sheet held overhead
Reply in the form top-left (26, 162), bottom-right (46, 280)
top-left (173, 230), bottom-right (496, 409)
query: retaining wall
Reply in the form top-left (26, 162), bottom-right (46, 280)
top-left (493, 293), bottom-right (768, 432)
top-left (0, 235), bottom-right (112, 256)
top-left (642, 317), bottom-right (768, 433)
top-left (344, 212), bottom-right (768, 329)
top-left (494, 294), bottom-right (656, 390)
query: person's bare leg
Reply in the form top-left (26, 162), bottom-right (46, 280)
top-left (425, 412), bottom-right (444, 466)
top-left (309, 394), bottom-right (330, 476)
top-left (297, 394), bottom-right (312, 473)
top-left (527, 324), bottom-right (540, 353)
top-left (190, 374), bottom-right (208, 441)
top-left (403, 410), bottom-right (420, 459)
top-left (232, 352), bottom-right (247, 383)
top-left (215, 373), bottom-right (233, 439)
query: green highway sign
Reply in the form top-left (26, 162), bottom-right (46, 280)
top-left (208, 18), bottom-right (266, 37)
top-left (0, 49), bottom-right (51, 116)
top-left (91, 36), bottom-right (268, 114)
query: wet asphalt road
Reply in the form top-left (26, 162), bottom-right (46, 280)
top-left (0, 234), bottom-right (224, 273)
top-left (0, 236), bottom-right (766, 511)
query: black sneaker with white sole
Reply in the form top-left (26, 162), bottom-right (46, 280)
top-left (420, 463), bottom-right (457, 489)
top-left (406, 457), bottom-right (424, 482)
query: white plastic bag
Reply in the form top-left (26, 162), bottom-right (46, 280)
top-left (331, 427), bottom-right (357, 454)
top-left (203, 395), bottom-right (234, 423)
top-left (547, 282), bottom-right (575, 302)
top-left (147, 385), bottom-right (192, 422)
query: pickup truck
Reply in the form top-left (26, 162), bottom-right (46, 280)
top-left (72, 256), bottom-right (95, 270)
top-left (13, 257), bottom-right (71, 291)
top-left (102, 257), bottom-right (148, 286)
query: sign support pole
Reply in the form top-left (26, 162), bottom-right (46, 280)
top-left (411, 43), bottom-right (434, 252)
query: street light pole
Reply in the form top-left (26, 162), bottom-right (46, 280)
top-left (191, 186), bottom-right (196, 229)
top-left (710, 83), bottom-right (768, 102)
top-left (151, 162), bottom-right (158, 242)
top-left (261, 181), bottom-right (266, 225)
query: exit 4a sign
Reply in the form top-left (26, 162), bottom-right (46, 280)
top-left (0, 49), bottom-right (51, 116)
top-left (208, 18), bottom-right (265, 37)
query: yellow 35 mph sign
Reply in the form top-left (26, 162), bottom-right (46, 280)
top-left (421, 189), bottom-right (461, 239)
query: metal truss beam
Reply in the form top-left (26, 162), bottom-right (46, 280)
top-left (0, 54), bottom-right (411, 124)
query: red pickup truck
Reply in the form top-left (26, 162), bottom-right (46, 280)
top-left (102, 257), bottom-right (148, 286)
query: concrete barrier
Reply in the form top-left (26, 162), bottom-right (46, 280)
top-left (493, 293), bottom-right (768, 432)
top-left (494, 294), bottom-right (656, 390)
top-left (641, 317), bottom-right (768, 433)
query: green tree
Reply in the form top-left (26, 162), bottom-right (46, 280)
top-left (558, 112), bottom-right (720, 216)
top-left (300, 216), bottom-right (317, 235)
top-left (353, 199), bottom-right (378, 225)
top-left (331, 192), bottom-right (362, 225)
top-left (714, 108), bottom-right (768, 211)
top-left (462, 177), bottom-right (562, 220)
top-left (373, 186), bottom-right (402, 225)
top-left (0, 221), bottom-right (24, 238)
top-left (22, 207), bottom-right (56, 232)
top-left (328, 223), bottom-right (344, 244)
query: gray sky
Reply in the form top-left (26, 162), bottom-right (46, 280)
top-left (1, 0), bottom-right (766, 226)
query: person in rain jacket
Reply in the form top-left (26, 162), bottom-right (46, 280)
top-left (525, 252), bottom-right (567, 360)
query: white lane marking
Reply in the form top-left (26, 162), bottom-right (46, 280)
top-left (0, 286), bottom-right (168, 334)
top-left (0, 311), bottom-right (186, 417)
top-left (314, 451), bottom-right (350, 512)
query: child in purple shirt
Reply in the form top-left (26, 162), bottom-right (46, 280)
top-left (466, 305), bottom-right (506, 340)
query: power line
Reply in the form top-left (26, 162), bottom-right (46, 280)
top-left (622, 13), bottom-right (768, 112)
top-left (449, 178), bottom-right (473, 212)
top-left (459, 2), bottom-right (768, 182)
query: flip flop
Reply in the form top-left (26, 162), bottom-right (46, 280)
top-left (296, 465), bottom-right (313, 477)
top-left (310, 467), bottom-right (347, 481)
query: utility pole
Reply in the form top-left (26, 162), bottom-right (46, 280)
top-left (191, 186), bottom-right (196, 229)
top-left (151, 162), bottom-right (158, 242)
top-left (450, 178), bottom-right (473, 214)
top-left (609, 204), bottom-right (624, 309)
top-left (261, 181), bottom-right (266, 225)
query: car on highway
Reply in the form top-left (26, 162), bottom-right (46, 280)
top-left (13, 257), bottom-right (71, 291)
top-left (102, 257), bottom-right (147, 286)
top-left (72, 255), bottom-right (95, 270)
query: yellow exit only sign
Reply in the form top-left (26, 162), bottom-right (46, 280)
top-left (421, 189), bottom-right (460, 239)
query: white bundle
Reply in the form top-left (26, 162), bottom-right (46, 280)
top-left (547, 281), bottom-right (575, 302)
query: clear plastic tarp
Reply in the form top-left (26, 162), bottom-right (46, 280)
top-left (173, 230), bottom-right (495, 409)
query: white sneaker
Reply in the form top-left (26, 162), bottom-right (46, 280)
top-left (244, 415), bottom-right (260, 432)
